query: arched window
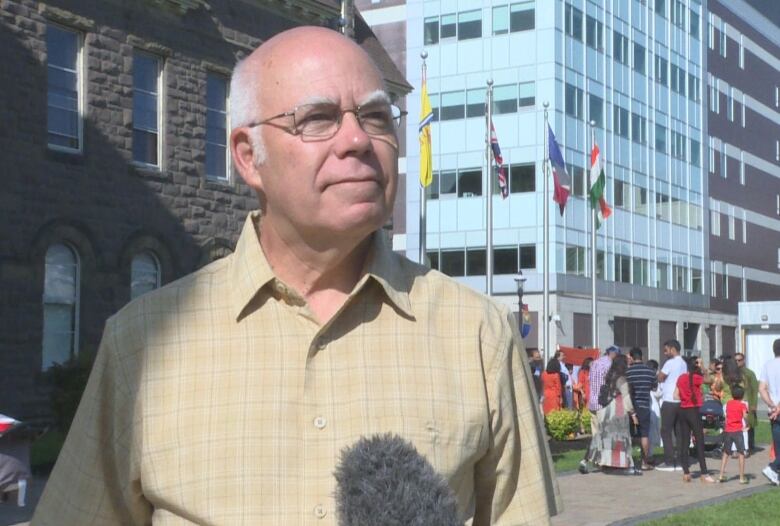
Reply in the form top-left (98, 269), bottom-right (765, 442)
top-left (42, 243), bottom-right (80, 369)
top-left (131, 251), bottom-right (161, 299)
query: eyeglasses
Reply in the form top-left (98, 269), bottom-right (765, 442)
top-left (246, 102), bottom-right (407, 141)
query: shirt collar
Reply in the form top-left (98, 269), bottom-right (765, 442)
top-left (229, 212), bottom-right (414, 320)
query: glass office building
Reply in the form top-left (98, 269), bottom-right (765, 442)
top-left (359, 0), bottom-right (753, 361)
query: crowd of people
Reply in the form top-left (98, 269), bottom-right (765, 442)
top-left (529, 338), bottom-right (780, 486)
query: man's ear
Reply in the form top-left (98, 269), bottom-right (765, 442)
top-left (230, 127), bottom-right (264, 192)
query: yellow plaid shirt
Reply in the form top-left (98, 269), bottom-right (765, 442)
top-left (33, 212), bottom-right (560, 525)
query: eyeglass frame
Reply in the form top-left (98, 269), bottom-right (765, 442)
top-left (244, 101), bottom-right (407, 141)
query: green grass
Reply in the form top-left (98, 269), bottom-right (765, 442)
top-left (639, 490), bottom-right (780, 525)
top-left (30, 428), bottom-right (65, 472)
top-left (552, 448), bottom-right (587, 472)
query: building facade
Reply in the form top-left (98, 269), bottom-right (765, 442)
top-left (0, 0), bottom-right (408, 419)
top-left (706, 0), bottom-right (780, 356)
top-left (361, 0), bottom-right (780, 364)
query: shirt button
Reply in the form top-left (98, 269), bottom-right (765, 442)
top-left (314, 416), bottom-right (327, 429)
top-left (314, 504), bottom-right (327, 518)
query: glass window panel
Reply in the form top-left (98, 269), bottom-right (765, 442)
top-left (440, 90), bottom-right (465, 120)
top-left (466, 88), bottom-right (486, 118)
top-left (510, 163), bottom-right (535, 193)
top-left (42, 243), bottom-right (78, 369)
top-left (47, 26), bottom-right (80, 150)
top-left (440, 250), bottom-right (465, 277)
top-left (458, 169), bottom-right (482, 197)
top-left (655, 123), bottom-right (667, 152)
top-left (565, 4), bottom-right (583, 41)
top-left (47, 26), bottom-right (78, 70)
top-left (566, 84), bottom-right (583, 119)
top-left (493, 6), bottom-right (508, 35)
top-left (586, 15), bottom-right (603, 50)
top-left (493, 84), bottom-right (517, 114)
top-left (458, 10), bottom-right (481, 40)
top-left (519, 244), bottom-right (536, 269)
top-left (133, 129), bottom-right (158, 165)
top-left (440, 13), bottom-right (456, 39)
top-left (440, 170), bottom-right (457, 195)
top-left (466, 248), bottom-right (486, 276)
top-left (510, 2), bottom-right (535, 32)
top-left (494, 247), bottom-right (518, 274)
top-left (589, 94), bottom-right (603, 127)
top-left (424, 17), bottom-right (439, 44)
top-left (518, 82), bottom-right (535, 107)
top-left (134, 54), bottom-right (159, 93)
top-left (206, 74), bottom-right (228, 180)
top-left (427, 171), bottom-right (440, 199)
top-left (426, 251), bottom-right (439, 270)
top-left (633, 43), bottom-right (646, 74)
top-left (131, 252), bottom-right (161, 299)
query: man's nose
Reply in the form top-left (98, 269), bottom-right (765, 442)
top-left (333, 111), bottom-right (372, 155)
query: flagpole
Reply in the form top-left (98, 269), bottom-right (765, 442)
top-left (486, 79), bottom-right (494, 296)
top-left (419, 51), bottom-right (428, 265)
top-left (543, 101), bottom-right (550, 365)
top-left (590, 121), bottom-right (598, 349)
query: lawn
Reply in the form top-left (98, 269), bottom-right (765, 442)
top-left (638, 490), bottom-right (779, 525)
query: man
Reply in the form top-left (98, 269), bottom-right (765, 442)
top-left (735, 352), bottom-right (759, 451)
top-left (32, 27), bottom-right (559, 524)
top-left (625, 347), bottom-right (658, 470)
top-left (655, 339), bottom-right (687, 472)
top-left (556, 350), bottom-right (573, 409)
top-left (759, 339), bottom-right (780, 486)
top-left (578, 345), bottom-right (618, 474)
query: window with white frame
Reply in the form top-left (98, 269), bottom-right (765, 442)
top-left (719, 23), bottom-right (727, 57)
top-left (711, 209), bottom-right (721, 236)
top-left (727, 88), bottom-right (734, 121)
top-left (47, 25), bottom-right (82, 152)
top-left (133, 51), bottom-right (162, 166)
top-left (589, 93), bottom-right (604, 127)
top-left (42, 243), bottom-right (79, 369)
top-left (586, 15), bottom-right (603, 50)
top-left (631, 113), bottom-right (646, 144)
top-left (655, 55), bottom-right (668, 86)
top-left (709, 138), bottom-right (715, 173)
top-left (131, 251), bottom-right (161, 299)
top-left (741, 94), bottom-right (746, 127)
top-left (742, 211), bottom-right (747, 244)
top-left (739, 36), bottom-right (744, 68)
top-left (565, 4), bottom-right (583, 42)
top-left (688, 73), bottom-right (700, 102)
top-left (613, 31), bottom-right (629, 65)
top-left (740, 153), bottom-right (745, 185)
top-left (614, 106), bottom-right (629, 138)
top-left (565, 83), bottom-right (583, 119)
top-left (633, 43), bottom-right (646, 74)
top-left (206, 73), bottom-right (229, 181)
top-left (728, 209), bottom-right (735, 240)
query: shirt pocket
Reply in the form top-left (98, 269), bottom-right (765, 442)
top-left (360, 415), bottom-right (487, 482)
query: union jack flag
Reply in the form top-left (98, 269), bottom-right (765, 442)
top-left (490, 120), bottom-right (508, 199)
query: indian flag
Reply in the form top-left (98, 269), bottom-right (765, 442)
top-left (589, 142), bottom-right (612, 228)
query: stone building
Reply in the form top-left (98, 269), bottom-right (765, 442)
top-left (0, 0), bottom-right (409, 418)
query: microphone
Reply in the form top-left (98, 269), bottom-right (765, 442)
top-left (333, 433), bottom-right (461, 526)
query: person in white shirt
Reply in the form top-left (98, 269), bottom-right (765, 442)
top-left (759, 338), bottom-right (780, 485)
top-left (655, 339), bottom-right (688, 471)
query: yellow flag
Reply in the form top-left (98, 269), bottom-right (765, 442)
top-left (419, 73), bottom-right (433, 187)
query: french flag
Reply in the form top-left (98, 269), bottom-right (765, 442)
top-left (547, 124), bottom-right (571, 215)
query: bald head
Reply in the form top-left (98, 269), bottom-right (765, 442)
top-left (230, 27), bottom-right (383, 132)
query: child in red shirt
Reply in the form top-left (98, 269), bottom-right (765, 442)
top-left (718, 385), bottom-right (749, 484)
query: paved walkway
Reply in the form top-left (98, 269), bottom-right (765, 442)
top-left (552, 448), bottom-right (778, 525)
top-left (3, 451), bottom-right (778, 526)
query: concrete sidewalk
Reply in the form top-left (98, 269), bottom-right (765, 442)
top-left (552, 448), bottom-right (779, 525)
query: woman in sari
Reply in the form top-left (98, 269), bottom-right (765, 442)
top-left (587, 354), bottom-right (638, 473)
top-left (541, 358), bottom-right (563, 415)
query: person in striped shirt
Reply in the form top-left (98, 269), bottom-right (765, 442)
top-left (626, 347), bottom-right (658, 470)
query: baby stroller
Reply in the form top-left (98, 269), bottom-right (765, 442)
top-left (699, 399), bottom-right (725, 458)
